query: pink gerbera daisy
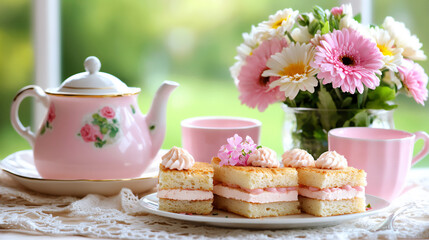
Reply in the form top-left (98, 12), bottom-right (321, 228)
top-left (398, 59), bottom-right (428, 105)
top-left (237, 37), bottom-right (287, 112)
top-left (312, 28), bottom-right (384, 94)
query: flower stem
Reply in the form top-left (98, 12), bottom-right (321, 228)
top-left (362, 86), bottom-right (368, 107)
top-left (285, 31), bottom-right (296, 44)
top-left (334, 88), bottom-right (343, 101)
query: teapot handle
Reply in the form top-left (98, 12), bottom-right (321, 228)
top-left (10, 85), bottom-right (49, 148)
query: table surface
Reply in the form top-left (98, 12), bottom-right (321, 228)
top-left (1, 168), bottom-right (428, 240)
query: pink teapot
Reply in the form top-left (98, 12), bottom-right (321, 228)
top-left (11, 56), bottom-right (178, 180)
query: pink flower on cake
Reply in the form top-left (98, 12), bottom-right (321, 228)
top-left (237, 37), bottom-right (287, 112)
top-left (80, 124), bottom-right (103, 142)
top-left (398, 59), bottom-right (428, 105)
top-left (242, 136), bottom-right (257, 154)
top-left (312, 28), bottom-right (384, 94)
top-left (217, 134), bottom-right (258, 166)
top-left (101, 106), bottom-right (115, 119)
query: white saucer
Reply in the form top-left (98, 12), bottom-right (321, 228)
top-left (0, 150), bottom-right (165, 197)
top-left (140, 193), bottom-right (390, 229)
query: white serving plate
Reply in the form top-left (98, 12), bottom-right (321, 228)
top-left (0, 150), bottom-right (165, 197)
top-left (140, 193), bottom-right (390, 229)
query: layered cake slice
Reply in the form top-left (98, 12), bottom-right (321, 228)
top-left (296, 151), bottom-right (367, 217)
top-left (212, 134), bottom-right (300, 218)
top-left (157, 147), bottom-right (214, 214)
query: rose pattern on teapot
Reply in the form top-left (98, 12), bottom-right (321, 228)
top-left (77, 106), bottom-right (120, 148)
top-left (40, 103), bottom-right (56, 135)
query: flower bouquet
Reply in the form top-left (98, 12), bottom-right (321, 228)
top-left (231, 4), bottom-right (428, 157)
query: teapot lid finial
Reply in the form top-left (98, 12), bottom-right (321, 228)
top-left (84, 56), bottom-right (101, 74)
top-left (46, 56), bottom-right (140, 96)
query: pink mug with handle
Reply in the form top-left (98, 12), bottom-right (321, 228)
top-left (328, 127), bottom-right (429, 202)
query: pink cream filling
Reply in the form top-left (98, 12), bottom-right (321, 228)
top-left (157, 189), bottom-right (213, 201)
top-left (213, 183), bottom-right (298, 203)
top-left (299, 185), bottom-right (365, 201)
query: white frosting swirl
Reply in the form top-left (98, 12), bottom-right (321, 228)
top-left (161, 146), bottom-right (195, 170)
top-left (282, 149), bottom-right (315, 167)
top-left (247, 147), bottom-right (280, 168)
top-left (316, 151), bottom-right (348, 169)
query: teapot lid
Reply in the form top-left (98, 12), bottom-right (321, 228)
top-left (46, 56), bottom-right (140, 96)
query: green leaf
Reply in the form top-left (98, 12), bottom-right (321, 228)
top-left (317, 85), bottom-right (339, 131)
top-left (353, 111), bottom-right (369, 126)
top-left (94, 137), bottom-right (107, 148)
top-left (308, 19), bottom-right (321, 35)
top-left (130, 105), bottom-right (136, 114)
top-left (365, 86), bottom-right (397, 110)
top-left (100, 126), bottom-right (109, 135)
top-left (313, 6), bottom-right (326, 21)
top-left (353, 13), bottom-right (362, 23)
top-left (367, 86), bottom-right (396, 101)
top-left (321, 21), bottom-right (330, 35)
top-left (92, 113), bottom-right (101, 120)
top-left (41, 126), bottom-right (46, 135)
top-left (109, 126), bottom-right (119, 138)
top-left (366, 101), bottom-right (398, 110)
top-left (317, 85), bottom-right (336, 110)
top-left (298, 14), bottom-right (309, 26)
top-left (92, 113), bottom-right (107, 125)
top-left (357, 93), bottom-right (364, 108)
top-left (113, 119), bottom-right (118, 124)
top-left (341, 97), bottom-right (353, 108)
top-left (313, 129), bottom-right (326, 140)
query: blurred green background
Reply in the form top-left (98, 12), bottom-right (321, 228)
top-left (1, 0), bottom-right (428, 167)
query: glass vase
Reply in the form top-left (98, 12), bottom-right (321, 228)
top-left (282, 105), bottom-right (395, 159)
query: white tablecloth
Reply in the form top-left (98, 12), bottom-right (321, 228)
top-left (0, 168), bottom-right (428, 240)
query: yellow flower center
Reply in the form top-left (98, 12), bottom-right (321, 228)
top-left (278, 63), bottom-right (306, 80)
top-left (272, 15), bottom-right (290, 29)
top-left (378, 44), bottom-right (393, 56)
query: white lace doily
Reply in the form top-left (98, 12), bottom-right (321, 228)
top-left (1, 169), bottom-right (429, 240)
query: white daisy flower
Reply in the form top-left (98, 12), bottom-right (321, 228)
top-left (236, 26), bottom-right (259, 60)
top-left (262, 43), bottom-right (319, 99)
top-left (230, 60), bottom-right (244, 86)
top-left (256, 8), bottom-right (299, 41)
top-left (231, 26), bottom-right (260, 85)
top-left (382, 16), bottom-right (426, 60)
top-left (368, 27), bottom-right (403, 72)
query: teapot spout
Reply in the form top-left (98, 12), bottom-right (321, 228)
top-left (145, 80), bottom-right (179, 159)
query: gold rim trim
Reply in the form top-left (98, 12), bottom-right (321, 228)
top-left (1, 168), bottom-right (158, 182)
top-left (61, 86), bottom-right (119, 90)
top-left (45, 91), bottom-right (140, 98)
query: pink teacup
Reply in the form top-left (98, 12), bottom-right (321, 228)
top-left (181, 116), bottom-right (261, 163)
top-left (328, 127), bottom-right (429, 201)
